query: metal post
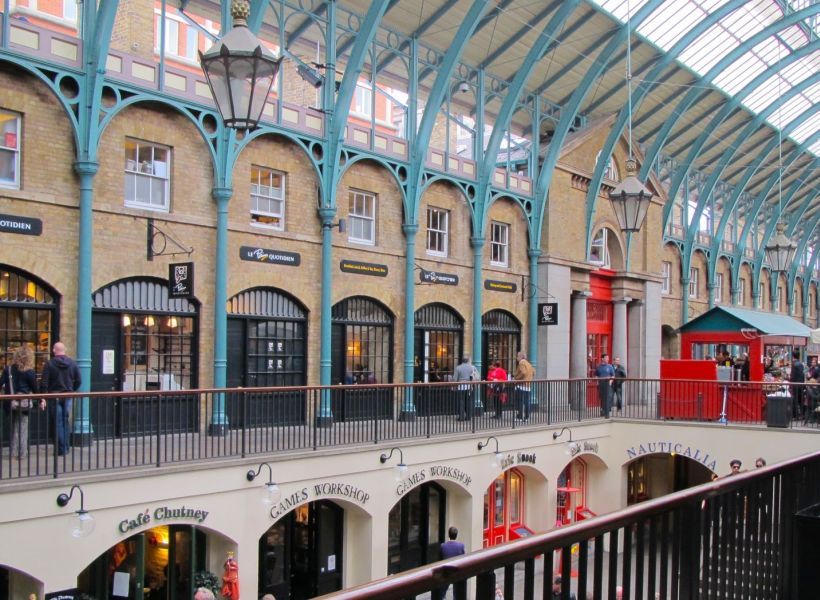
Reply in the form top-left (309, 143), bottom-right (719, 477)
top-left (317, 208), bottom-right (336, 427)
top-left (208, 187), bottom-right (232, 436)
top-left (400, 224), bottom-right (418, 421)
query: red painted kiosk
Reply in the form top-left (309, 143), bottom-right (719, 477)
top-left (662, 307), bottom-right (811, 420)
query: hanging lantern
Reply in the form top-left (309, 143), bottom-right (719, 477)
top-left (765, 222), bottom-right (797, 273)
top-left (608, 158), bottom-right (653, 233)
top-left (199, 0), bottom-right (282, 130)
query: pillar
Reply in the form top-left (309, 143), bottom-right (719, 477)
top-left (209, 187), bottom-right (232, 436)
top-left (612, 297), bottom-right (631, 371)
top-left (537, 262), bottom-right (571, 379)
top-left (570, 291), bottom-right (591, 378)
top-left (317, 207), bottom-right (336, 427)
top-left (400, 223), bottom-right (418, 421)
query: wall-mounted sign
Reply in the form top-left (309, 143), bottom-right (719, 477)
top-left (484, 279), bottom-right (517, 293)
top-left (240, 245), bottom-right (301, 266)
top-left (627, 441), bottom-right (717, 471)
top-left (45, 590), bottom-right (77, 600)
top-left (394, 465), bottom-right (473, 496)
top-left (420, 269), bottom-right (459, 286)
top-left (340, 259), bottom-right (388, 277)
top-left (269, 481), bottom-right (371, 520)
top-left (119, 505), bottom-right (209, 534)
top-left (500, 452), bottom-right (537, 469)
top-left (169, 262), bottom-right (194, 298)
top-left (538, 302), bottom-right (559, 326)
top-left (0, 213), bottom-right (42, 236)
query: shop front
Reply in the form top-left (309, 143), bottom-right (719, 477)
top-left (258, 500), bottom-right (344, 600)
top-left (387, 481), bottom-right (446, 574)
top-left (626, 453), bottom-right (714, 505)
top-left (413, 303), bottom-right (463, 416)
top-left (481, 310), bottom-right (520, 379)
top-left (90, 278), bottom-right (198, 438)
top-left (482, 468), bottom-right (525, 547)
top-left (226, 287), bottom-right (308, 427)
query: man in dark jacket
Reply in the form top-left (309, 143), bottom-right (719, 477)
top-left (439, 527), bottom-right (466, 600)
top-left (612, 357), bottom-right (627, 412)
top-left (789, 350), bottom-right (805, 419)
top-left (41, 341), bottom-right (81, 455)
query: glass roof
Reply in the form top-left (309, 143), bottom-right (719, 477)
top-left (589, 0), bottom-right (820, 156)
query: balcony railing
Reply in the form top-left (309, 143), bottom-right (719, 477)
top-left (1, 379), bottom-right (817, 481)
top-left (322, 449), bottom-right (820, 599)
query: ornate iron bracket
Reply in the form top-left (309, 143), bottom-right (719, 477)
top-left (147, 219), bottom-right (194, 261)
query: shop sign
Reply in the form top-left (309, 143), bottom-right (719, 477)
top-left (500, 453), bottom-right (536, 469)
top-left (395, 470), bottom-right (427, 496)
top-left (169, 262), bottom-right (194, 298)
top-left (484, 279), bottom-right (516, 293)
top-left (240, 245), bottom-right (301, 266)
top-left (538, 303), bottom-right (558, 326)
top-left (420, 269), bottom-right (458, 286)
top-left (0, 213), bottom-right (42, 235)
top-left (269, 481), bottom-right (372, 520)
top-left (394, 465), bottom-right (473, 496)
top-left (340, 259), bottom-right (388, 277)
top-left (582, 441), bottom-right (599, 454)
top-left (626, 441), bottom-right (717, 471)
top-left (118, 505), bottom-right (209, 534)
top-left (46, 590), bottom-right (78, 600)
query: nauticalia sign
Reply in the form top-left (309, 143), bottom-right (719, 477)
top-left (626, 441), bottom-right (717, 472)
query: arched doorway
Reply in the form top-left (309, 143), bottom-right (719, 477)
top-left (91, 278), bottom-right (199, 437)
top-left (258, 500), bottom-right (344, 600)
top-left (387, 481), bottom-right (446, 574)
top-left (331, 297), bottom-right (393, 421)
top-left (226, 288), bottom-right (308, 427)
top-left (413, 303), bottom-right (463, 416)
top-left (662, 324), bottom-right (678, 359)
top-left (586, 272), bottom-right (613, 377)
top-left (0, 266), bottom-right (59, 445)
top-left (556, 458), bottom-right (596, 525)
top-left (481, 310), bottom-right (520, 377)
top-left (483, 469), bottom-right (525, 547)
top-left (76, 525), bottom-right (208, 599)
top-left (627, 454), bottom-right (714, 505)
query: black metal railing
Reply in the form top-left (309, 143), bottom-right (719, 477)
top-left (1, 378), bottom-right (817, 480)
top-left (320, 450), bottom-right (820, 600)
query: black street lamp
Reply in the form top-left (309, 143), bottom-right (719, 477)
top-left (199, 0), bottom-right (282, 130)
top-left (765, 221), bottom-right (797, 273)
top-left (608, 158), bottom-right (653, 233)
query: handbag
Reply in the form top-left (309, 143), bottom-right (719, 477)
top-left (7, 366), bottom-right (32, 412)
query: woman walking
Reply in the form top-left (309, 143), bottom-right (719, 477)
top-left (1, 346), bottom-right (39, 459)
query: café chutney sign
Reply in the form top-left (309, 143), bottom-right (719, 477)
top-left (484, 279), bottom-right (517, 293)
top-left (240, 245), bottom-right (301, 266)
top-left (340, 259), bottom-right (388, 277)
top-left (0, 213), bottom-right (42, 236)
top-left (419, 269), bottom-right (459, 286)
top-left (118, 505), bottom-right (209, 534)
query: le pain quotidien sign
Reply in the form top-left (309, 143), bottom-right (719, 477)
top-left (484, 279), bottom-right (517, 293)
top-left (419, 269), bottom-right (459, 286)
top-left (240, 245), bottom-right (301, 266)
top-left (340, 259), bottom-right (388, 277)
top-left (0, 213), bottom-right (42, 236)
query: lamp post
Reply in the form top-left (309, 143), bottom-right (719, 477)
top-left (765, 222), bottom-right (798, 273)
top-left (608, 158), bottom-right (653, 233)
top-left (199, 0), bottom-right (282, 130)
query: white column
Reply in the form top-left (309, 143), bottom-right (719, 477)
top-left (570, 291), bottom-right (591, 378)
top-left (643, 281), bottom-right (663, 378)
top-left (612, 297), bottom-right (631, 370)
top-left (537, 262), bottom-right (572, 378)
top-left (627, 299), bottom-right (644, 377)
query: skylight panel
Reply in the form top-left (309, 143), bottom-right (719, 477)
top-left (712, 53), bottom-right (767, 94)
top-left (777, 96), bottom-right (811, 127)
top-left (598, 0), bottom-right (652, 22)
top-left (744, 75), bottom-right (784, 112)
top-left (791, 114), bottom-right (820, 143)
top-left (780, 25), bottom-right (808, 50)
top-left (680, 28), bottom-right (739, 74)
top-left (638, 3), bottom-right (703, 50)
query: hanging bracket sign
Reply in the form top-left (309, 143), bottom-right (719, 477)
top-left (538, 303), bottom-right (559, 326)
top-left (169, 262), bottom-right (194, 298)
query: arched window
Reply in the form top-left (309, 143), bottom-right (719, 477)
top-left (595, 151), bottom-right (619, 182)
top-left (590, 228), bottom-right (610, 267)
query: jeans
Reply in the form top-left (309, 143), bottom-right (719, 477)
top-left (458, 389), bottom-right (472, 420)
top-left (598, 380), bottom-right (612, 417)
top-left (515, 387), bottom-right (530, 420)
top-left (612, 387), bottom-right (623, 410)
top-left (54, 399), bottom-right (72, 455)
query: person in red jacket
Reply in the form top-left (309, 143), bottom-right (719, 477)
top-left (487, 360), bottom-right (508, 419)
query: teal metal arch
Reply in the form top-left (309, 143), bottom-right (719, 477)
top-left (236, 128), bottom-right (324, 187)
top-left (582, 0), bottom-right (747, 256)
top-left (638, 5), bottom-right (820, 184)
top-left (668, 46), bottom-right (820, 234)
top-left (788, 209), bottom-right (820, 298)
top-left (419, 173), bottom-right (477, 212)
top-left (335, 153), bottom-right (409, 206)
top-left (532, 0), bottom-right (662, 245)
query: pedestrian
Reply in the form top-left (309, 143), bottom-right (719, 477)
top-left (755, 457), bottom-right (766, 468)
top-left (513, 352), bottom-right (534, 421)
top-left (728, 458), bottom-right (742, 475)
top-left (453, 357), bottom-right (476, 421)
top-left (41, 341), bottom-right (82, 456)
top-left (488, 360), bottom-right (508, 419)
top-left (550, 576), bottom-right (576, 600)
top-left (194, 589), bottom-right (215, 600)
top-left (439, 526), bottom-right (466, 600)
top-left (594, 353), bottom-right (615, 418)
top-left (612, 357), bottom-right (626, 412)
top-left (1, 346), bottom-right (41, 459)
top-left (789, 350), bottom-right (806, 419)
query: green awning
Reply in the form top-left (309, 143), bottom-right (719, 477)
top-left (678, 306), bottom-right (812, 337)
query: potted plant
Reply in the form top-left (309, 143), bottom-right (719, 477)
top-left (193, 571), bottom-right (220, 597)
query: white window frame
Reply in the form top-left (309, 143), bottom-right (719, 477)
top-left (250, 165), bottom-right (285, 230)
top-left (661, 261), bottom-right (671, 294)
top-left (739, 279), bottom-right (746, 305)
top-left (352, 84), bottom-right (373, 119)
top-left (714, 273), bottom-right (723, 304)
top-left (758, 283), bottom-right (764, 308)
top-left (0, 109), bottom-right (21, 190)
top-left (490, 221), bottom-right (510, 267)
top-left (348, 189), bottom-right (376, 245)
top-left (688, 267), bottom-right (698, 299)
top-left (426, 206), bottom-right (449, 257)
top-left (63, 0), bottom-right (78, 22)
top-left (590, 228), bottom-right (611, 267)
top-left (595, 150), bottom-right (619, 182)
top-left (155, 11), bottom-right (204, 64)
top-left (124, 138), bottom-right (171, 212)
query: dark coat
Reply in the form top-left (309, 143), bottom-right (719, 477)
top-left (41, 355), bottom-right (81, 393)
top-left (1, 365), bottom-right (37, 414)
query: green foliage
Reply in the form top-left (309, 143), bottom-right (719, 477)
top-left (193, 570), bottom-right (220, 596)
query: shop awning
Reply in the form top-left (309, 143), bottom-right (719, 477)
top-left (678, 306), bottom-right (812, 337)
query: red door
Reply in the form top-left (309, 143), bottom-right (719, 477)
top-left (482, 470), bottom-right (524, 547)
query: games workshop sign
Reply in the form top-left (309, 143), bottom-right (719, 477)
top-left (340, 259), bottom-right (388, 277)
top-left (420, 269), bottom-right (459, 286)
top-left (240, 245), bottom-right (301, 266)
top-left (484, 279), bottom-right (517, 293)
top-left (0, 213), bottom-right (42, 236)
top-left (269, 481), bottom-right (371, 520)
top-left (169, 262), bottom-right (194, 298)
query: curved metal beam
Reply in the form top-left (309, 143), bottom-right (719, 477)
top-left (639, 4), bottom-right (820, 182)
top-left (533, 0), bottom-right (664, 243)
top-left (583, 0), bottom-right (748, 253)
